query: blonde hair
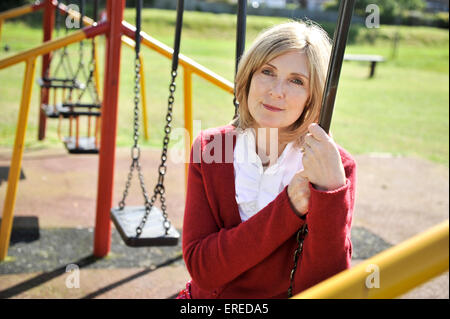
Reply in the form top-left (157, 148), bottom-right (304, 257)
top-left (233, 20), bottom-right (331, 147)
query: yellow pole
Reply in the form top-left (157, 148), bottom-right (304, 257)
top-left (293, 220), bottom-right (449, 299)
top-left (139, 52), bottom-right (149, 141)
top-left (0, 58), bottom-right (37, 261)
top-left (183, 67), bottom-right (193, 192)
top-left (0, 5), bottom-right (34, 21)
top-left (0, 29), bottom-right (86, 70)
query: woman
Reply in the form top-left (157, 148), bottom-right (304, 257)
top-left (177, 21), bottom-right (356, 299)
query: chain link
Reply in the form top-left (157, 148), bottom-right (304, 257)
top-left (287, 223), bottom-right (308, 298)
top-left (118, 53), bottom-right (177, 238)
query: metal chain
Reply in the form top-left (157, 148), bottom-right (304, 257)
top-left (118, 54), bottom-right (176, 238)
top-left (76, 40), bottom-right (99, 104)
top-left (118, 56), bottom-right (143, 210)
top-left (135, 69), bottom-right (177, 236)
top-left (287, 223), bottom-right (308, 298)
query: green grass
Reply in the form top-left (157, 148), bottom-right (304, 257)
top-left (0, 9), bottom-right (448, 166)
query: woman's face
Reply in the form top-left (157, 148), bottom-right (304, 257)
top-left (247, 50), bottom-right (310, 132)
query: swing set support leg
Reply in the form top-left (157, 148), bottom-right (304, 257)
top-left (0, 58), bottom-right (37, 261)
top-left (93, 0), bottom-right (125, 258)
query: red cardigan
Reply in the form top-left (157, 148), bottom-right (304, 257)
top-left (182, 125), bottom-right (356, 299)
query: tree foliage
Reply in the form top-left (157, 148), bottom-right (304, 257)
top-left (325, 0), bottom-right (426, 23)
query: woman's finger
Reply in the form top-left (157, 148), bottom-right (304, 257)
top-left (304, 133), bottom-right (320, 148)
top-left (308, 123), bottom-right (330, 141)
top-left (298, 169), bottom-right (308, 180)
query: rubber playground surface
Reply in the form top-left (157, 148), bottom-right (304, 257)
top-left (0, 147), bottom-right (448, 299)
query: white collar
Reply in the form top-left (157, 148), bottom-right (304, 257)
top-left (233, 128), bottom-right (304, 222)
top-left (234, 128), bottom-right (295, 174)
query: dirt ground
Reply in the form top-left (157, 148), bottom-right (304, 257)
top-left (0, 146), bottom-right (448, 299)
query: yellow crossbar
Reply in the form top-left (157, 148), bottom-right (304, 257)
top-left (293, 220), bottom-right (449, 299)
top-left (0, 29), bottom-right (86, 70)
top-left (0, 4), bottom-right (34, 21)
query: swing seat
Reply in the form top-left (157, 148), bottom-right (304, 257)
top-left (37, 77), bottom-right (85, 90)
top-left (57, 104), bottom-right (101, 118)
top-left (42, 103), bottom-right (61, 118)
top-left (111, 206), bottom-right (180, 247)
top-left (42, 103), bottom-right (101, 118)
top-left (62, 102), bottom-right (101, 109)
top-left (63, 136), bottom-right (99, 154)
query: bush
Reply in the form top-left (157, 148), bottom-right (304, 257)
top-left (0, 0), bottom-right (35, 12)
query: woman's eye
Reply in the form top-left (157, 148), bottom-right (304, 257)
top-left (291, 78), bottom-right (303, 85)
top-left (261, 69), bottom-right (273, 76)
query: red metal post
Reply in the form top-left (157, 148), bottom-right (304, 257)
top-left (93, 0), bottom-right (125, 257)
top-left (38, 0), bottom-right (56, 140)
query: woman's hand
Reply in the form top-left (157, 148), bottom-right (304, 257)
top-left (299, 123), bottom-right (346, 191)
top-left (287, 174), bottom-right (310, 217)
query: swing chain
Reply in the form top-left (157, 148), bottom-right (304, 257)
top-left (135, 69), bottom-right (177, 236)
top-left (118, 56), bottom-right (145, 210)
top-left (119, 54), bottom-right (167, 237)
top-left (287, 223), bottom-right (308, 298)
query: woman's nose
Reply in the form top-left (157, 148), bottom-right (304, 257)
top-left (269, 80), bottom-right (284, 98)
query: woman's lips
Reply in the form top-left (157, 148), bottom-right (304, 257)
top-left (263, 103), bottom-right (283, 112)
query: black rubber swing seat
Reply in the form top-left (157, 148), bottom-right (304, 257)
top-left (63, 136), bottom-right (99, 154)
top-left (110, 206), bottom-right (180, 247)
top-left (42, 103), bottom-right (101, 118)
top-left (37, 77), bottom-right (85, 90)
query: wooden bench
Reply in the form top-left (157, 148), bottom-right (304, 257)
top-left (344, 54), bottom-right (385, 78)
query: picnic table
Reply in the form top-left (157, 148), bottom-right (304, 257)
top-left (344, 54), bottom-right (385, 78)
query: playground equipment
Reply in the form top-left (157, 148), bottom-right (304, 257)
top-left (42, 0), bottom-right (102, 153)
top-left (59, 1), bottom-right (102, 154)
top-left (38, 6), bottom-right (83, 118)
top-left (39, 1), bottom-right (86, 120)
top-left (233, 0), bottom-right (247, 119)
top-left (0, 0), bottom-right (447, 299)
top-left (110, 0), bottom-right (182, 247)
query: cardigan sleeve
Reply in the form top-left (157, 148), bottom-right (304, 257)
top-left (182, 134), bottom-right (306, 291)
top-left (296, 147), bottom-right (356, 292)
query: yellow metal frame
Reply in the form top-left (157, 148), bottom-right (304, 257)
top-left (0, 58), bottom-right (37, 260)
top-left (0, 3), bottom-right (43, 43)
top-left (0, 30), bottom-right (87, 70)
top-left (293, 220), bottom-right (449, 299)
top-left (0, 27), bottom-right (89, 261)
top-left (0, 4), bottom-right (34, 21)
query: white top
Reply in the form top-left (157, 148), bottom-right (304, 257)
top-left (233, 128), bottom-right (304, 222)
